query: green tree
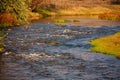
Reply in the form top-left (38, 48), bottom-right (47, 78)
top-left (0, 0), bottom-right (31, 26)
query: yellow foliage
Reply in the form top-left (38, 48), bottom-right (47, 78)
top-left (29, 12), bottom-right (42, 20)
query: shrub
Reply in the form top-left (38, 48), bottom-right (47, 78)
top-left (0, 24), bottom-right (8, 28)
top-left (99, 13), bottom-right (120, 21)
top-left (0, 0), bottom-right (31, 26)
top-left (0, 12), bottom-right (18, 26)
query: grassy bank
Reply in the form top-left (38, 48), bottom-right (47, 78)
top-left (90, 32), bottom-right (120, 58)
top-left (38, 5), bottom-right (120, 21)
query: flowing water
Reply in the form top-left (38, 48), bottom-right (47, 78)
top-left (0, 16), bottom-right (120, 80)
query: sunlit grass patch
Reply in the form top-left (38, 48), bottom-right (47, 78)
top-left (54, 19), bottom-right (72, 23)
top-left (54, 19), bottom-right (80, 23)
top-left (54, 19), bottom-right (72, 26)
top-left (90, 32), bottom-right (120, 58)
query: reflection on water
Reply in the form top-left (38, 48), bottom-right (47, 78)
top-left (0, 55), bottom-right (4, 79)
top-left (32, 16), bottom-right (120, 27)
top-left (0, 31), bottom-right (6, 78)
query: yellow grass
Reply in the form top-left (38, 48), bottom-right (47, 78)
top-left (90, 32), bottom-right (120, 58)
top-left (57, 6), bottom-right (112, 16)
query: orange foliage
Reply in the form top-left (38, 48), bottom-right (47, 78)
top-left (99, 13), bottom-right (120, 20)
top-left (29, 12), bottom-right (42, 20)
top-left (0, 12), bottom-right (18, 26)
top-left (31, 0), bottom-right (44, 11)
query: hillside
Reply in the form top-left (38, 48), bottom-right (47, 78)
top-left (31, 0), bottom-right (120, 16)
top-left (36, 0), bottom-right (120, 8)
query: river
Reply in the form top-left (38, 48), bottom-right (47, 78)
top-left (0, 16), bottom-right (120, 80)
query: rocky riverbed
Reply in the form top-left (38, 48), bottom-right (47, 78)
top-left (0, 17), bottom-right (120, 80)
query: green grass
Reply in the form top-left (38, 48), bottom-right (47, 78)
top-left (54, 19), bottom-right (80, 26)
top-left (0, 24), bottom-right (8, 28)
top-left (54, 19), bottom-right (72, 25)
top-left (90, 32), bottom-right (120, 58)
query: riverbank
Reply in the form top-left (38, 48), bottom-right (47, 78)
top-left (90, 32), bottom-right (120, 58)
top-left (34, 5), bottom-right (120, 21)
top-left (0, 3), bottom-right (120, 27)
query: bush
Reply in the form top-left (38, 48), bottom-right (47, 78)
top-left (99, 13), bottom-right (120, 21)
top-left (0, 12), bottom-right (18, 26)
top-left (0, 0), bottom-right (31, 26)
top-left (0, 24), bottom-right (8, 28)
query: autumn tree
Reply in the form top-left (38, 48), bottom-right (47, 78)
top-left (0, 0), bottom-right (31, 26)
